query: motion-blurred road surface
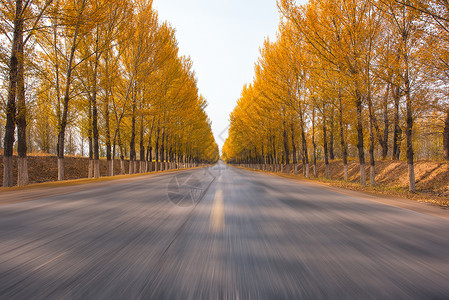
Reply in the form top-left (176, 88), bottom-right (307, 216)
top-left (1, 162), bottom-right (449, 299)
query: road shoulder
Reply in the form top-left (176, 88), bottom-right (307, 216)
top-left (234, 166), bottom-right (449, 220)
top-left (0, 168), bottom-right (200, 206)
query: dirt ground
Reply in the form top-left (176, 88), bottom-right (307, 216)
top-left (0, 155), bottom-right (130, 187)
top-left (1, 155), bottom-right (449, 200)
top-left (304, 159), bottom-right (449, 198)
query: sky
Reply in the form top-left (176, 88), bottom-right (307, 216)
top-left (152, 0), bottom-right (281, 150)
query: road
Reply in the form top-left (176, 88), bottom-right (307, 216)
top-left (1, 162), bottom-right (449, 299)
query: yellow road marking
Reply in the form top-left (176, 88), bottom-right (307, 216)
top-left (210, 189), bottom-right (225, 232)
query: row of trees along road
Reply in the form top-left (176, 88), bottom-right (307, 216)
top-left (0, 0), bottom-right (219, 187)
top-left (222, 0), bottom-right (449, 192)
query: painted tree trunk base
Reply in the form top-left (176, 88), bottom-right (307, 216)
top-left (107, 159), bottom-right (113, 177)
top-left (285, 164), bottom-right (290, 174)
top-left (120, 159), bottom-right (125, 175)
top-left (3, 156), bottom-right (14, 187)
top-left (305, 164), bottom-right (309, 178)
top-left (344, 164), bottom-right (348, 181)
top-left (360, 163), bottom-right (366, 186)
top-left (94, 160), bottom-right (100, 178)
top-left (140, 161), bottom-right (145, 173)
top-left (370, 165), bottom-right (375, 186)
top-left (58, 158), bottom-right (64, 181)
top-left (88, 159), bottom-right (93, 179)
top-left (129, 161), bottom-right (134, 175)
top-left (294, 164), bottom-right (298, 175)
top-left (408, 163), bottom-right (416, 192)
top-left (325, 164), bottom-right (330, 179)
top-left (313, 165), bottom-right (317, 177)
top-left (155, 163), bottom-right (159, 172)
top-left (18, 157), bottom-right (28, 186)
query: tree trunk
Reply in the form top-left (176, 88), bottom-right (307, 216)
top-left (338, 93), bottom-right (348, 181)
top-left (160, 129), bottom-right (165, 171)
top-left (16, 2), bottom-right (27, 186)
top-left (139, 115), bottom-right (145, 173)
top-left (88, 101), bottom-right (93, 178)
top-left (147, 146), bottom-right (153, 172)
top-left (356, 91), bottom-right (366, 186)
top-left (322, 105), bottom-right (330, 179)
top-left (155, 125), bottom-right (160, 172)
top-left (291, 120), bottom-right (297, 175)
top-left (392, 85), bottom-right (401, 160)
top-left (329, 108), bottom-right (335, 160)
top-left (57, 10), bottom-right (82, 181)
top-left (3, 0), bottom-right (22, 187)
top-left (299, 108), bottom-right (309, 178)
top-left (118, 131), bottom-right (125, 175)
top-left (105, 97), bottom-right (112, 176)
top-left (312, 108), bottom-right (317, 177)
top-left (404, 64), bottom-right (415, 192)
top-left (129, 100), bottom-right (136, 175)
top-left (92, 51), bottom-right (100, 179)
top-left (381, 83), bottom-right (390, 160)
top-left (367, 95), bottom-right (376, 186)
top-left (283, 119), bottom-right (290, 173)
top-left (443, 109), bottom-right (449, 160)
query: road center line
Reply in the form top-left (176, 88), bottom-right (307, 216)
top-left (210, 189), bottom-right (225, 232)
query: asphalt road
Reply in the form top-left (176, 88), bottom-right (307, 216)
top-left (1, 162), bottom-right (449, 299)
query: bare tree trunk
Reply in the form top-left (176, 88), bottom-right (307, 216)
top-left (155, 125), bottom-right (160, 172)
top-left (381, 83), bottom-right (390, 160)
top-left (16, 3), bottom-right (27, 186)
top-left (356, 91), bottom-right (366, 186)
top-left (404, 62), bottom-right (415, 192)
top-left (283, 119), bottom-right (290, 173)
top-left (129, 99), bottom-right (136, 175)
top-left (3, 0), bottom-right (22, 187)
top-left (92, 50), bottom-right (100, 179)
top-left (312, 108), bottom-right (317, 177)
top-left (443, 109), bottom-right (449, 160)
top-left (367, 95), bottom-right (376, 186)
top-left (105, 96), bottom-right (112, 176)
top-left (392, 85), bottom-right (402, 160)
top-left (57, 7), bottom-right (83, 181)
top-left (88, 101), bottom-right (93, 178)
top-left (299, 108), bottom-right (309, 178)
top-left (322, 104), bottom-right (330, 179)
top-left (291, 120), bottom-right (297, 175)
top-left (329, 107), bottom-right (335, 160)
top-left (118, 131), bottom-right (125, 175)
top-left (338, 93), bottom-right (348, 181)
top-left (160, 128), bottom-right (165, 171)
top-left (139, 114), bottom-right (145, 173)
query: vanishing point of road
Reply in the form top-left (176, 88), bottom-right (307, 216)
top-left (1, 162), bottom-right (449, 299)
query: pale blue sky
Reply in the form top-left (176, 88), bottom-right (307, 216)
top-left (152, 0), bottom-right (281, 149)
